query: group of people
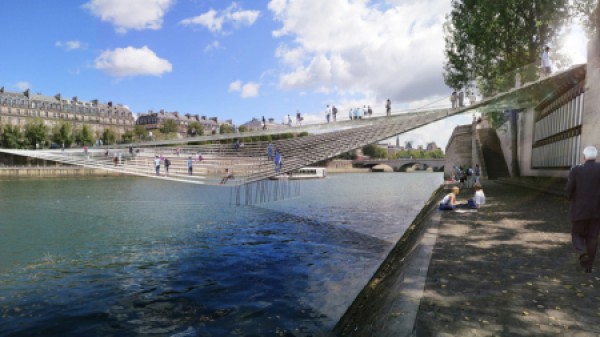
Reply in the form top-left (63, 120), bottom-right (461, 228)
top-left (439, 183), bottom-right (486, 210)
top-left (453, 164), bottom-right (481, 188)
top-left (154, 151), bottom-right (204, 177)
top-left (450, 90), bottom-right (477, 109)
top-left (439, 145), bottom-right (600, 273)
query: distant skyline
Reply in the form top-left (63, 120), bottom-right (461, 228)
top-left (0, 0), bottom-right (587, 148)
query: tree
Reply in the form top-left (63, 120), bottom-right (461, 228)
top-left (102, 128), bottom-right (117, 145)
top-left (76, 124), bottom-right (95, 146)
top-left (52, 122), bottom-right (74, 147)
top-left (1, 124), bottom-right (24, 149)
top-left (134, 125), bottom-right (147, 140)
top-left (238, 125), bottom-right (249, 133)
top-left (444, 0), bottom-right (573, 96)
top-left (121, 130), bottom-right (134, 143)
top-left (362, 144), bottom-right (388, 159)
top-left (24, 118), bottom-right (49, 149)
top-left (160, 119), bottom-right (179, 134)
top-left (220, 123), bottom-right (234, 134)
top-left (187, 121), bottom-right (204, 136)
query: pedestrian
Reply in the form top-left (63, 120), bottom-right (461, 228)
top-left (154, 155), bottom-right (160, 176)
top-left (262, 116), bottom-right (267, 130)
top-left (465, 166), bottom-right (474, 188)
top-left (332, 105), bottom-right (338, 121)
top-left (274, 149), bottom-right (282, 173)
top-left (459, 166), bottom-right (466, 187)
top-left (468, 90), bottom-right (476, 105)
top-left (164, 157), bottom-right (171, 176)
top-left (451, 90), bottom-right (457, 109)
top-left (367, 105), bottom-right (373, 117)
top-left (196, 151), bottom-right (203, 161)
top-left (349, 109), bottom-right (353, 120)
top-left (325, 105), bottom-right (331, 123)
top-left (288, 114), bottom-right (292, 127)
top-left (385, 99), bottom-right (391, 116)
top-left (61, 142), bottom-right (65, 152)
top-left (458, 90), bottom-right (464, 107)
top-left (187, 156), bottom-right (193, 175)
top-left (267, 142), bottom-right (273, 161)
top-left (541, 46), bottom-right (552, 77)
top-left (474, 164), bottom-right (481, 184)
top-left (566, 146), bottom-right (600, 273)
top-left (220, 168), bottom-right (233, 184)
top-left (296, 111), bottom-right (302, 125)
top-left (363, 105), bottom-right (368, 118)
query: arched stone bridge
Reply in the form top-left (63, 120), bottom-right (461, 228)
top-left (354, 159), bottom-right (445, 172)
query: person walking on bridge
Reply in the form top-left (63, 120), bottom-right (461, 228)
top-left (566, 146), bottom-right (600, 273)
top-left (385, 99), bottom-right (391, 116)
top-left (450, 90), bottom-right (457, 109)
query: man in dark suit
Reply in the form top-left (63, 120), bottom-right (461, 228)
top-left (566, 146), bottom-right (600, 273)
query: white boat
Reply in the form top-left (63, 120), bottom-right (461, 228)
top-left (270, 167), bottom-right (327, 180)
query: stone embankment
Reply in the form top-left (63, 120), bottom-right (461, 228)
top-left (335, 180), bottom-right (600, 337)
top-left (0, 167), bottom-right (124, 178)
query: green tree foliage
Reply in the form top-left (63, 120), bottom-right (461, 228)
top-left (76, 124), bottom-right (95, 146)
top-left (51, 122), bottom-right (74, 147)
top-left (187, 121), bottom-right (204, 136)
top-left (362, 144), bottom-right (388, 159)
top-left (134, 125), bottom-right (147, 140)
top-left (1, 124), bottom-right (24, 149)
top-left (102, 128), bottom-right (117, 145)
top-left (160, 119), bottom-right (179, 134)
top-left (121, 130), bottom-right (134, 143)
top-left (238, 125), bottom-right (249, 133)
top-left (394, 149), bottom-right (445, 159)
top-left (220, 123), bottom-right (234, 134)
top-left (573, 0), bottom-right (599, 38)
top-left (24, 118), bottom-right (49, 149)
top-left (444, 0), bottom-right (572, 95)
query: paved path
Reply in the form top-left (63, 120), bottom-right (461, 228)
top-left (414, 182), bottom-right (600, 337)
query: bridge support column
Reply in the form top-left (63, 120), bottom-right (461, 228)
top-left (582, 36), bottom-right (600, 152)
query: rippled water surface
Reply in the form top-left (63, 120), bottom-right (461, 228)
top-left (0, 173), bottom-right (442, 336)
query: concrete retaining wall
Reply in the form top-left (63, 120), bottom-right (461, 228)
top-left (0, 167), bottom-right (125, 178)
top-left (333, 185), bottom-right (445, 336)
top-left (444, 125), bottom-right (473, 179)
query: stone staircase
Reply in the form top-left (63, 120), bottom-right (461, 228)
top-left (478, 128), bottom-right (510, 179)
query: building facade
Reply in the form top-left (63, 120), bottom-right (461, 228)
top-left (136, 110), bottom-right (230, 136)
top-left (0, 87), bottom-right (135, 139)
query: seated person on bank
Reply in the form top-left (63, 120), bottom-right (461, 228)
top-left (469, 183), bottom-right (486, 209)
top-left (220, 168), bottom-right (234, 184)
top-left (439, 186), bottom-right (459, 210)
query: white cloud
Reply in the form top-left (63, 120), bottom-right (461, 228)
top-left (268, 0), bottom-right (451, 106)
top-left (55, 40), bottom-right (83, 51)
top-left (228, 80), bottom-right (260, 98)
top-left (94, 46), bottom-right (173, 78)
top-left (180, 2), bottom-right (260, 33)
top-left (241, 82), bottom-right (260, 98)
top-left (83, 0), bottom-right (174, 33)
top-left (16, 81), bottom-right (31, 91)
top-left (204, 40), bottom-right (222, 52)
top-left (229, 80), bottom-right (242, 92)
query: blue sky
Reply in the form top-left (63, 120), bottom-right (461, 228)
top-left (0, 0), bottom-right (588, 148)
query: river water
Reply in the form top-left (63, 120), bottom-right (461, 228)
top-left (0, 173), bottom-right (442, 337)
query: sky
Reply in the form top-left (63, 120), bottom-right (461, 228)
top-left (0, 0), bottom-right (588, 149)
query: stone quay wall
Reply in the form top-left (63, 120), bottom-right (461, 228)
top-left (0, 167), bottom-right (125, 178)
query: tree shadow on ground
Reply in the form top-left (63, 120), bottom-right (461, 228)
top-left (415, 182), bottom-right (600, 337)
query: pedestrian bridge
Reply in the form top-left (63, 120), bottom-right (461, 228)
top-left (0, 64), bottom-right (584, 189)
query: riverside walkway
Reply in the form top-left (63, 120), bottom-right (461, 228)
top-left (336, 180), bottom-right (600, 337)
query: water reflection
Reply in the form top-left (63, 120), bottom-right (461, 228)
top-left (0, 173), bottom-right (441, 336)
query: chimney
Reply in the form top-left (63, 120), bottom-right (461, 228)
top-left (72, 96), bottom-right (78, 102)
top-left (201, 115), bottom-right (207, 120)
top-left (107, 101), bottom-right (113, 107)
top-left (24, 89), bottom-right (30, 97)
top-left (54, 93), bottom-right (61, 101)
